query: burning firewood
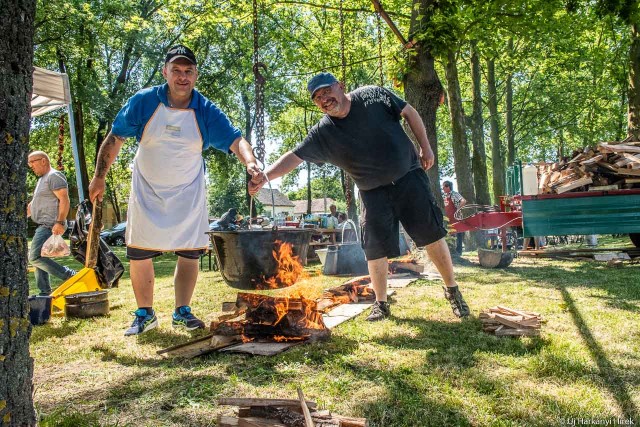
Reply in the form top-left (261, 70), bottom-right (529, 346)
top-left (218, 393), bottom-right (369, 427)
top-left (210, 293), bottom-right (331, 343)
top-left (479, 306), bottom-right (542, 337)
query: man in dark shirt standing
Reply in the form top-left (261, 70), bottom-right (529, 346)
top-left (250, 73), bottom-right (470, 321)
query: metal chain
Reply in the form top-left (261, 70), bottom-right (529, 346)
top-left (377, 12), bottom-right (384, 86)
top-left (252, 0), bottom-right (266, 166)
top-left (339, 0), bottom-right (352, 215)
top-left (339, 0), bottom-right (346, 84)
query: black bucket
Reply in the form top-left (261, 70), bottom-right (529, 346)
top-left (64, 290), bottom-right (109, 318)
top-left (208, 229), bottom-right (313, 289)
top-left (28, 295), bottom-right (52, 325)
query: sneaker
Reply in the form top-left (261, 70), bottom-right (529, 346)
top-left (124, 308), bottom-right (158, 336)
top-left (443, 286), bottom-right (470, 318)
top-left (366, 301), bottom-right (391, 322)
top-left (172, 306), bottom-right (205, 330)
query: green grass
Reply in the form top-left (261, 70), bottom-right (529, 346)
top-left (29, 239), bottom-right (640, 426)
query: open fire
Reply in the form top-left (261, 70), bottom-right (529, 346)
top-left (211, 292), bottom-right (330, 343)
top-left (250, 240), bottom-right (307, 290)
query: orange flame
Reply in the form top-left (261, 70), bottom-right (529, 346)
top-left (254, 240), bottom-right (307, 289)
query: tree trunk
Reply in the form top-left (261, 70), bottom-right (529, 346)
top-left (444, 49), bottom-right (475, 203)
top-left (470, 42), bottom-right (490, 206)
top-left (0, 1), bottom-right (37, 425)
top-left (486, 58), bottom-right (505, 202)
top-left (628, 23), bottom-right (640, 139)
top-left (403, 0), bottom-right (445, 208)
top-left (506, 38), bottom-right (515, 166)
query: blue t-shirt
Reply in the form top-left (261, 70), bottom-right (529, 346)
top-left (111, 83), bottom-right (241, 152)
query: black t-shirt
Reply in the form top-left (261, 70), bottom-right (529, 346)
top-left (293, 86), bottom-right (420, 191)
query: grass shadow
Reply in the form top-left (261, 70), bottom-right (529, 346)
top-left (557, 284), bottom-right (639, 420)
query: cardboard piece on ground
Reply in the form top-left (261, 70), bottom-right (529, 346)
top-left (219, 341), bottom-right (304, 356)
top-left (593, 252), bottom-right (631, 261)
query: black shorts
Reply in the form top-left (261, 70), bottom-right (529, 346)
top-left (126, 247), bottom-right (205, 260)
top-left (360, 168), bottom-right (447, 260)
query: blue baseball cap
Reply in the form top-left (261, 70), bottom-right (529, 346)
top-left (307, 72), bottom-right (338, 98)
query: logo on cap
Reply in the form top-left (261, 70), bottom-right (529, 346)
top-left (165, 45), bottom-right (197, 65)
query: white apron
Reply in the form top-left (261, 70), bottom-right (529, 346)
top-left (125, 104), bottom-right (209, 251)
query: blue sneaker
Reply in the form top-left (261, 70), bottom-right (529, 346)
top-left (124, 308), bottom-right (158, 336)
top-left (172, 306), bottom-right (205, 330)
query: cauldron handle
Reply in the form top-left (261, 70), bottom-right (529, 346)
top-left (249, 175), bottom-right (278, 230)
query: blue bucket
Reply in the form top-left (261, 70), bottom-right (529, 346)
top-left (28, 295), bottom-right (52, 326)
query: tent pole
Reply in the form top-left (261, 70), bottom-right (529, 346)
top-left (62, 73), bottom-right (85, 202)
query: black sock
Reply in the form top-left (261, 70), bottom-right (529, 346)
top-left (140, 307), bottom-right (154, 315)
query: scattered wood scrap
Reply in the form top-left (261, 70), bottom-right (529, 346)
top-left (479, 306), bottom-right (542, 337)
top-left (534, 142), bottom-right (640, 194)
top-left (218, 391), bottom-right (368, 427)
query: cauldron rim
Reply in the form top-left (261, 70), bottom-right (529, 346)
top-left (207, 228), bottom-right (313, 290)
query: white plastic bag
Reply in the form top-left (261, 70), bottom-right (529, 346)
top-left (41, 234), bottom-right (71, 257)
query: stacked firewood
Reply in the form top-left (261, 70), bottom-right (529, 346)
top-left (536, 142), bottom-right (640, 194)
top-left (218, 390), bottom-right (368, 427)
top-left (479, 306), bottom-right (542, 337)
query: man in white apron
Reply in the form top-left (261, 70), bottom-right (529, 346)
top-left (89, 45), bottom-right (264, 336)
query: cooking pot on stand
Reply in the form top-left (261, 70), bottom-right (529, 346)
top-left (208, 179), bottom-right (313, 289)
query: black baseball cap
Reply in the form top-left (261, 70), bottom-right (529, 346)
top-left (165, 45), bottom-right (197, 65)
top-left (307, 72), bottom-right (338, 98)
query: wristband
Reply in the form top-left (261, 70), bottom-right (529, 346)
top-left (55, 220), bottom-right (66, 226)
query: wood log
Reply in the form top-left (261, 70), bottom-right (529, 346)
top-left (599, 143), bottom-right (640, 153)
top-left (218, 398), bottom-right (318, 410)
top-left (556, 176), bottom-right (593, 194)
top-left (238, 418), bottom-right (287, 427)
top-left (615, 168), bottom-right (640, 176)
top-left (297, 388), bottom-right (315, 427)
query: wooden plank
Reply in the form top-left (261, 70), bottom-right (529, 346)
top-left (218, 398), bottom-right (318, 409)
top-left (589, 184), bottom-right (619, 191)
top-left (218, 415), bottom-right (240, 427)
top-left (556, 176), bottom-right (593, 194)
top-left (597, 161), bottom-right (618, 172)
top-left (496, 305), bottom-right (540, 318)
top-left (238, 417), bottom-right (287, 427)
top-left (493, 314), bottom-right (534, 329)
top-left (157, 334), bottom-right (242, 358)
top-left (580, 154), bottom-right (603, 165)
top-left (599, 143), bottom-right (640, 153)
top-left (297, 388), bottom-right (315, 427)
top-left (615, 168), bottom-right (640, 176)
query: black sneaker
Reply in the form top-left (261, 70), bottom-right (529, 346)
top-left (172, 306), bottom-right (206, 330)
top-left (124, 308), bottom-right (158, 336)
top-left (366, 301), bottom-right (391, 322)
top-left (443, 286), bottom-right (470, 318)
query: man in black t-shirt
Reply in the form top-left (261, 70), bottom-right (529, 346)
top-left (249, 72), bottom-right (469, 320)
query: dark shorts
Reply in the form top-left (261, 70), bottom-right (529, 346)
top-left (126, 247), bottom-right (205, 260)
top-left (360, 168), bottom-right (447, 260)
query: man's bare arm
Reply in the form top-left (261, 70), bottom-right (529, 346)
top-left (248, 151), bottom-right (303, 196)
top-left (52, 187), bottom-right (70, 235)
top-left (89, 132), bottom-right (125, 202)
top-left (401, 104), bottom-right (434, 170)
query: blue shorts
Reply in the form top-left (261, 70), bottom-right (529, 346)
top-left (359, 168), bottom-right (447, 260)
top-left (126, 247), bottom-right (205, 260)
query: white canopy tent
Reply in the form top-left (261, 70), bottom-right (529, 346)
top-left (31, 67), bottom-right (84, 201)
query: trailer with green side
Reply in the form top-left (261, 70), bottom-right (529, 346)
top-left (506, 162), bottom-right (640, 248)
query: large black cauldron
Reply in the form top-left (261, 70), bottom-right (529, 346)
top-left (208, 229), bottom-right (313, 290)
